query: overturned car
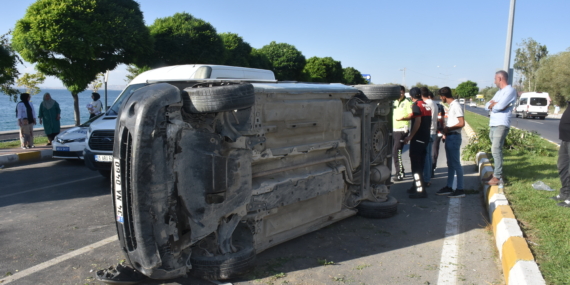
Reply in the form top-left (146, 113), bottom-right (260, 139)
top-left (111, 80), bottom-right (400, 280)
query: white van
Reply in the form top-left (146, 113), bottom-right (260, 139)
top-left (514, 92), bottom-right (550, 119)
top-left (83, 65), bottom-right (276, 177)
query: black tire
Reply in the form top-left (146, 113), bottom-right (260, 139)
top-left (515, 113), bottom-right (519, 118)
top-left (98, 169), bottom-right (111, 179)
top-left (540, 116), bottom-right (546, 120)
top-left (183, 84), bottom-right (255, 113)
top-left (353, 84), bottom-right (400, 101)
top-left (356, 196), bottom-right (398, 219)
top-left (190, 243), bottom-right (256, 280)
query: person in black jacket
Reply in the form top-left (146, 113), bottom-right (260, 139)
top-left (553, 105), bottom-right (570, 207)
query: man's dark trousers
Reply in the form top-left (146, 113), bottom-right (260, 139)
top-left (409, 139), bottom-right (428, 193)
top-left (558, 141), bottom-right (570, 199)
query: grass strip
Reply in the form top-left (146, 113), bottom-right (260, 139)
top-left (465, 110), bottom-right (570, 284)
top-left (0, 136), bottom-right (49, 149)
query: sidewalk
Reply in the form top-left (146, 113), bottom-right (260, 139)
top-left (0, 145), bottom-right (53, 167)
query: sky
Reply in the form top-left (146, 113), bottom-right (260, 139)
top-left (1, 0), bottom-right (569, 90)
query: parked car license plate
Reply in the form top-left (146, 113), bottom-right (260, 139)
top-left (56, 146), bottom-right (70, 152)
top-left (95, 155), bottom-right (113, 162)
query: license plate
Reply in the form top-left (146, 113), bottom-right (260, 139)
top-left (56, 146), bottom-right (69, 152)
top-left (95, 155), bottom-right (113, 162)
top-left (114, 158), bottom-right (124, 223)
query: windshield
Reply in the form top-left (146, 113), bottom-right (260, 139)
top-left (106, 83), bottom-right (147, 116)
top-left (80, 113), bottom-right (104, 127)
top-left (530, 98), bottom-right (547, 106)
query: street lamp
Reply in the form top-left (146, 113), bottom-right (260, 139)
top-left (104, 70), bottom-right (109, 112)
top-left (399, 68), bottom-right (406, 88)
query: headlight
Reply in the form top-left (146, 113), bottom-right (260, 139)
top-left (75, 138), bottom-right (86, 143)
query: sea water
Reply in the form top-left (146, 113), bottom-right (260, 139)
top-left (0, 89), bottom-right (122, 132)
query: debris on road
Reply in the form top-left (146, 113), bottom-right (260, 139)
top-left (532, 181), bottom-right (555, 191)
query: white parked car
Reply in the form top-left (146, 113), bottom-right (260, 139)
top-left (469, 102), bottom-right (476, 107)
top-left (52, 114), bottom-right (102, 160)
top-left (84, 64), bottom-right (277, 178)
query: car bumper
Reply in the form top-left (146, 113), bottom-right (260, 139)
top-left (528, 112), bottom-right (548, 116)
top-left (84, 148), bottom-right (112, 171)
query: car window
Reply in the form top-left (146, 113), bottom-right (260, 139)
top-left (106, 83), bottom-right (147, 116)
top-left (530, 98), bottom-right (547, 106)
top-left (520, 98), bottom-right (527, 105)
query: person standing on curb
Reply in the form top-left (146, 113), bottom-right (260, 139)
top-left (402, 87), bottom-right (432, 199)
top-left (552, 105), bottom-right (570, 207)
top-left (16, 92), bottom-right (36, 149)
top-left (421, 88), bottom-right (437, 188)
top-left (38, 92), bottom-right (61, 146)
top-left (435, 87), bottom-right (465, 198)
top-left (392, 85), bottom-right (413, 181)
top-left (484, 70), bottom-right (517, 185)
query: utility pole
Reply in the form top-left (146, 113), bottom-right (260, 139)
top-left (503, 0), bottom-right (516, 85)
top-left (104, 70), bottom-right (109, 112)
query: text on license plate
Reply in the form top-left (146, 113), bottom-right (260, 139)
top-left (95, 155), bottom-right (113, 162)
top-left (56, 146), bottom-right (69, 151)
top-left (114, 158), bottom-right (124, 223)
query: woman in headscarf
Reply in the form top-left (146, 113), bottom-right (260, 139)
top-left (38, 92), bottom-right (61, 145)
top-left (88, 92), bottom-right (102, 119)
top-left (16, 93), bottom-right (37, 149)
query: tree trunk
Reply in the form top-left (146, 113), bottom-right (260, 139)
top-left (72, 92), bottom-right (80, 126)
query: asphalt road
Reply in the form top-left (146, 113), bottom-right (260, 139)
top-left (0, 136), bottom-right (503, 285)
top-left (466, 104), bottom-right (560, 144)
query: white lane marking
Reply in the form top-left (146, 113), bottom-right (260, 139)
top-left (0, 235), bottom-right (117, 284)
top-left (0, 176), bottom-right (100, 199)
top-left (437, 177), bottom-right (461, 285)
top-left (528, 121), bottom-right (544, 124)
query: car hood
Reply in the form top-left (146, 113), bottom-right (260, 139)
top-left (57, 126), bottom-right (88, 140)
top-left (89, 116), bottom-right (117, 131)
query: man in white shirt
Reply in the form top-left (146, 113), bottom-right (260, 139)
top-left (484, 70), bottom-right (517, 185)
top-left (436, 87), bottom-right (465, 198)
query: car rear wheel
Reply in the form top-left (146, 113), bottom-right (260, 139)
top-left (182, 83), bottom-right (255, 113)
top-left (353, 84), bottom-right (400, 101)
top-left (540, 116), bottom-right (546, 120)
top-left (356, 196), bottom-right (398, 219)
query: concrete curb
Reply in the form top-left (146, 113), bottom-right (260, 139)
top-left (463, 121), bottom-right (545, 284)
top-left (0, 149), bottom-right (53, 167)
top-left (475, 153), bottom-right (545, 285)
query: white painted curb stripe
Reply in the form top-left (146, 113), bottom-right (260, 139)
top-left (437, 196), bottom-right (462, 285)
top-left (0, 235), bottom-right (117, 284)
top-left (0, 176), bottom-right (100, 199)
top-left (488, 193), bottom-right (509, 218)
top-left (495, 218), bottom-right (523, 259)
top-left (480, 165), bottom-right (494, 176)
top-left (508, 260), bottom-right (546, 285)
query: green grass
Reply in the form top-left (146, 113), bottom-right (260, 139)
top-left (0, 136), bottom-right (49, 149)
top-left (465, 110), bottom-right (570, 284)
